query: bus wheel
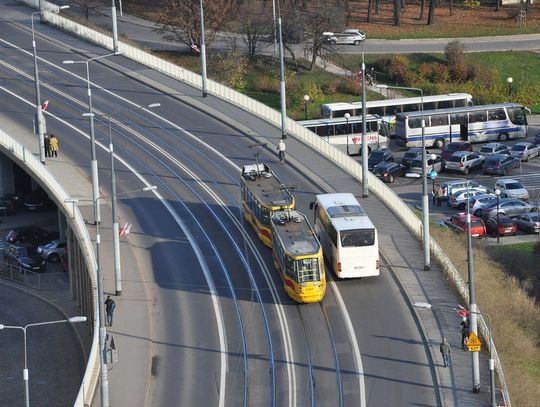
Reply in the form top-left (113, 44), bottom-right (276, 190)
top-left (434, 138), bottom-right (445, 149)
top-left (498, 133), bottom-right (509, 142)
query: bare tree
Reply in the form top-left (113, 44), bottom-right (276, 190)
top-left (303, 8), bottom-right (341, 71)
top-left (419, 0), bottom-right (426, 20)
top-left (154, 0), bottom-right (235, 50)
top-left (239, 3), bottom-right (272, 57)
top-left (427, 0), bottom-right (436, 25)
top-left (394, 0), bottom-right (401, 26)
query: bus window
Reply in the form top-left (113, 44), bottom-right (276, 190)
top-left (450, 113), bottom-right (468, 125)
top-left (365, 106), bottom-right (382, 116)
top-left (488, 109), bottom-right (506, 121)
top-left (424, 102), bottom-right (436, 110)
top-left (431, 114), bottom-right (449, 126)
top-left (403, 103), bottom-right (419, 112)
top-left (351, 122), bottom-right (362, 133)
top-left (438, 100), bottom-right (453, 109)
top-left (469, 111), bottom-right (487, 123)
top-left (335, 124), bottom-right (348, 135)
top-left (454, 99), bottom-right (467, 107)
top-left (340, 229), bottom-right (375, 247)
top-left (507, 107), bottom-right (526, 125)
top-left (408, 118), bottom-right (423, 129)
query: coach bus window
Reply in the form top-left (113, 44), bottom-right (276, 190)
top-left (450, 113), bottom-right (467, 125)
top-left (368, 106), bottom-right (384, 116)
top-left (424, 102), bottom-right (436, 110)
top-left (507, 107), bottom-right (526, 125)
top-left (488, 109), bottom-right (506, 121)
top-left (408, 118), bottom-right (423, 129)
top-left (438, 100), bottom-right (453, 109)
top-left (431, 114), bottom-right (449, 126)
top-left (469, 111), bottom-right (487, 123)
top-left (403, 103), bottom-right (419, 112)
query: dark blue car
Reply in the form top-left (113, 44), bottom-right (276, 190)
top-left (482, 154), bottom-right (520, 176)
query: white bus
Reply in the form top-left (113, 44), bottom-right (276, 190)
top-left (320, 93), bottom-right (473, 124)
top-left (298, 115), bottom-right (389, 155)
top-left (309, 193), bottom-right (379, 278)
top-left (394, 103), bottom-right (529, 149)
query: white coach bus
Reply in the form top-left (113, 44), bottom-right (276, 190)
top-left (310, 193), bottom-right (380, 278)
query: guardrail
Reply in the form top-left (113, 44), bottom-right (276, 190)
top-left (0, 127), bottom-right (99, 406)
top-left (24, 1), bottom-right (510, 405)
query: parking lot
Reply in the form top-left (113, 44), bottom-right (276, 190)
top-left (379, 125), bottom-right (540, 245)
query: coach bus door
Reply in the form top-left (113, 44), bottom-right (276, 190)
top-left (460, 123), bottom-right (468, 141)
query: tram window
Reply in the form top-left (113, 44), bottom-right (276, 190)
top-left (469, 111), bottom-right (487, 123)
top-left (450, 113), bottom-right (467, 125)
top-left (488, 109), bottom-right (506, 121)
top-left (431, 114), bottom-right (449, 126)
top-left (261, 206), bottom-right (270, 225)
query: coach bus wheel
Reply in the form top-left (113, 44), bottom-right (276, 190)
top-left (498, 132), bottom-right (509, 142)
top-left (434, 138), bottom-right (445, 149)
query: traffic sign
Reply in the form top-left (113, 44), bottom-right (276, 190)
top-left (466, 331), bottom-right (482, 352)
top-left (429, 169), bottom-right (438, 179)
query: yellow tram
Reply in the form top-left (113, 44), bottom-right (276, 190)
top-left (241, 164), bottom-right (294, 247)
top-left (270, 209), bottom-right (326, 303)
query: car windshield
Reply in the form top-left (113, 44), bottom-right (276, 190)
top-left (370, 152), bottom-right (385, 160)
top-left (511, 144), bottom-right (526, 151)
top-left (530, 214), bottom-right (539, 222)
top-left (480, 147), bottom-right (492, 153)
top-left (445, 144), bottom-right (461, 152)
top-left (404, 151), bottom-right (420, 159)
top-left (485, 158), bottom-right (500, 165)
top-left (505, 182), bottom-right (523, 190)
top-left (471, 220), bottom-right (484, 228)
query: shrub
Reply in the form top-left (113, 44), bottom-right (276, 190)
top-left (209, 52), bottom-right (248, 90)
top-left (322, 79), bottom-right (339, 95)
top-left (417, 62), bottom-right (450, 83)
top-left (467, 63), bottom-right (498, 85)
top-left (336, 77), bottom-right (361, 95)
top-left (449, 62), bottom-right (468, 83)
top-left (387, 55), bottom-right (410, 82)
top-left (374, 56), bottom-right (392, 73)
top-left (252, 75), bottom-right (279, 93)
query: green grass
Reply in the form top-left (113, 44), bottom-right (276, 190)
top-left (496, 242), bottom-right (538, 256)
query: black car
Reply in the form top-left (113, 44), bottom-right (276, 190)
top-left (373, 162), bottom-right (405, 183)
top-left (368, 148), bottom-right (394, 170)
top-left (3, 243), bottom-right (46, 272)
top-left (400, 148), bottom-right (425, 170)
top-left (5, 227), bottom-right (58, 246)
top-left (24, 188), bottom-right (55, 212)
top-left (482, 154), bottom-right (521, 176)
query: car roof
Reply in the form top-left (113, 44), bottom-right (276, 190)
top-left (495, 178), bottom-right (518, 185)
top-left (451, 151), bottom-right (471, 157)
top-left (513, 141), bottom-right (533, 147)
top-left (487, 153), bottom-right (510, 160)
top-left (482, 142), bottom-right (502, 147)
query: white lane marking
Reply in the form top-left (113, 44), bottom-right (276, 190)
top-left (0, 83), bottom-right (228, 407)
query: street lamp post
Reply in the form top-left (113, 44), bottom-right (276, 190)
top-left (277, 5), bottom-right (287, 141)
top-left (65, 186), bottom-right (156, 407)
top-left (199, 0), bottom-right (208, 97)
top-left (0, 316), bottom-right (87, 407)
top-left (111, 0), bottom-right (119, 53)
top-left (377, 84), bottom-right (430, 270)
top-left (62, 51), bottom-right (123, 225)
top-left (414, 302), bottom-right (496, 406)
top-left (361, 39), bottom-right (368, 198)
top-left (31, 6), bottom-right (70, 165)
top-left (506, 77), bottom-right (513, 99)
top-left (344, 112), bottom-right (351, 155)
top-left (303, 94), bottom-right (310, 120)
top-left (495, 188), bottom-right (501, 243)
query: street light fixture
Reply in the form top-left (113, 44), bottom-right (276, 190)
top-left (506, 77), bottom-right (513, 98)
top-left (0, 316), bottom-right (87, 407)
top-left (494, 188), bottom-right (501, 244)
top-left (414, 302), bottom-right (497, 407)
top-left (344, 112), bottom-right (351, 155)
top-left (303, 94), bottom-right (310, 120)
top-left (31, 5), bottom-right (70, 164)
top-left (64, 185), bottom-right (156, 407)
top-left (377, 84), bottom-right (430, 270)
top-left (62, 51), bottom-right (123, 225)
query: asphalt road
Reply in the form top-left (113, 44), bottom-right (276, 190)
top-left (0, 4), bottom-right (442, 406)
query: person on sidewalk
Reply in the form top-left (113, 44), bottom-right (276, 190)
top-left (435, 184), bottom-right (444, 207)
top-left (49, 134), bottom-right (59, 157)
top-left (277, 139), bottom-right (286, 163)
top-left (105, 295), bottom-right (116, 326)
top-left (440, 337), bottom-right (451, 367)
top-left (44, 135), bottom-right (51, 158)
top-left (460, 318), bottom-right (470, 350)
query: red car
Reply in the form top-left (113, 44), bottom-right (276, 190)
top-left (443, 213), bottom-right (486, 237)
top-left (484, 216), bottom-right (517, 237)
top-left (441, 141), bottom-right (473, 161)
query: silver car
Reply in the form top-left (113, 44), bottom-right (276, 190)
top-left (514, 213), bottom-right (539, 234)
top-left (494, 179), bottom-right (529, 201)
top-left (476, 198), bottom-right (537, 218)
top-left (444, 151), bottom-right (485, 174)
top-left (37, 239), bottom-right (66, 263)
top-left (479, 142), bottom-right (511, 157)
top-left (448, 188), bottom-right (487, 210)
top-left (510, 142), bottom-right (540, 162)
top-left (468, 194), bottom-right (497, 213)
top-left (409, 154), bottom-right (444, 175)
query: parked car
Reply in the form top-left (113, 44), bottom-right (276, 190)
top-left (494, 179), bottom-right (529, 201)
top-left (3, 243), bottom-right (46, 272)
top-left (373, 162), bottom-right (405, 183)
top-left (409, 154), bottom-right (444, 175)
top-left (37, 239), bottom-right (67, 263)
top-left (368, 148), bottom-right (394, 170)
top-left (325, 29), bottom-right (366, 45)
top-left (440, 141), bottom-right (473, 161)
top-left (439, 179), bottom-right (488, 200)
top-left (478, 142), bottom-right (511, 158)
top-left (24, 188), bottom-right (55, 212)
top-left (468, 194), bottom-right (497, 213)
top-left (514, 213), bottom-right (539, 234)
top-left (5, 227), bottom-right (58, 246)
top-left (485, 215), bottom-right (517, 237)
top-left (400, 147), bottom-right (425, 170)
top-left (482, 154), bottom-right (520, 176)
top-left (444, 151), bottom-right (485, 174)
top-left (475, 198), bottom-right (537, 219)
top-left (448, 189), bottom-right (487, 210)
top-left (510, 141), bottom-right (540, 162)
top-left (443, 213), bottom-right (486, 237)
top-left (534, 133), bottom-right (540, 145)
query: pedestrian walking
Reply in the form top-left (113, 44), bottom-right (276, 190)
top-left (460, 318), bottom-right (470, 350)
top-left (277, 139), bottom-right (286, 163)
top-left (435, 184), bottom-right (444, 207)
top-left (49, 134), bottom-right (59, 157)
top-left (440, 337), bottom-right (451, 367)
top-left (105, 295), bottom-right (116, 326)
top-left (44, 135), bottom-right (51, 158)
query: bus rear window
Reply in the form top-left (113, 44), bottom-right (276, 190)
top-left (340, 229), bottom-right (375, 247)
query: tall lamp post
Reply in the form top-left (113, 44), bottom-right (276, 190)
top-left (199, 0), bottom-right (208, 97)
top-left (0, 316), bottom-right (87, 407)
top-left (277, 3), bottom-right (287, 142)
top-left (494, 188), bottom-right (501, 243)
top-left (31, 5), bottom-right (70, 164)
top-left (506, 77), bottom-right (513, 99)
top-left (377, 84), bottom-right (430, 270)
top-left (414, 302), bottom-right (497, 407)
top-left (62, 51), bottom-right (123, 225)
top-left (303, 94), bottom-right (310, 120)
top-left (111, 0), bottom-right (119, 53)
top-left (65, 185), bottom-right (156, 407)
top-left (361, 39), bottom-right (368, 197)
top-left (86, 103), bottom-right (161, 295)
top-left (344, 113), bottom-right (351, 155)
